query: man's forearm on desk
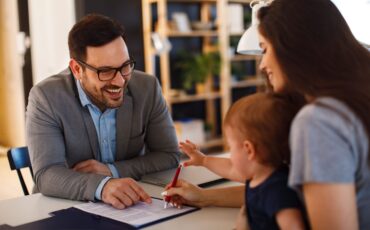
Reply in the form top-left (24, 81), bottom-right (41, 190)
top-left (95, 177), bottom-right (111, 200)
top-left (94, 164), bottom-right (120, 200)
top-left (34, 165), bottom-right (106, 201)
top-left (107, 163), bottom-right (120, 178)
top-left (114, 151), bottom-right (180, 179)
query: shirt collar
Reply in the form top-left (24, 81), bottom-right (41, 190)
top-left (76, 79), bottom-right (93, 107)
top-left (75, 79), bottom-right (117, 114)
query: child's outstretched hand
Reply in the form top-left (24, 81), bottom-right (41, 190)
top-left (179, 140), bottom-right (206, 167)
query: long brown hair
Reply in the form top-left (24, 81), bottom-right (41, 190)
top-left (224, 93), bottom-right (303, 168)
top-left (258, 0), bottom-right (370, 165)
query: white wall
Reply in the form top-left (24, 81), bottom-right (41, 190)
top-left (332, 0), bottom-right (370, 46)
top-left (28, 0), bottom-right (76, 84)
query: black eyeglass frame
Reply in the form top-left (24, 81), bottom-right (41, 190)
top-left (76, 58), bottom-right (136, 81)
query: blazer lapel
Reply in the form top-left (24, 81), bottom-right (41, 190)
top-left (116, 94), bottom-right (133, 159)
top-left (81, 107), bottom-right (101, 161)
top-left (69, 72), bottom-right (100, 161)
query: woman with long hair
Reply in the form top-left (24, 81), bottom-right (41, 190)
top-left (258, 0), bottom-right (370, 229)
top-left (162, 0), bottom-right (370, 229)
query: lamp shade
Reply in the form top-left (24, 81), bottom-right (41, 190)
top-left (237, 0), bottom-right (269, 55)
top-left (237, 24), bottom-right (261, 55)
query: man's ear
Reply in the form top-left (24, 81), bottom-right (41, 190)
top-left (243, 140), bottom-right (256, 161)
top-left (69, 59), bottom-right (82, 80)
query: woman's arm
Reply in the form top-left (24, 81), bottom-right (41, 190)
top-left (235, 205), bottom-right (250, 230)
top-left (202, 184), bottom-right (245, 207)
top-left (303, 183), bottom-right (358, 230)
top-left (164, 179), bottom-right (245, 207)
top-left (276, 208), bottom-right (306, 230)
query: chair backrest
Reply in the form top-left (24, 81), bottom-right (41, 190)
top-left (7, 146), bottom-right (34, 195)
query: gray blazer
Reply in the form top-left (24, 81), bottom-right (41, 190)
top-left (26, 68), bottom-right (180, 201)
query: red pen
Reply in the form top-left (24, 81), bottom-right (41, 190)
top-left (163, 164), bottom-right (183, 208)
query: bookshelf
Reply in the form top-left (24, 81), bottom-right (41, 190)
top-left (142, 0), bottom-right (264, 151)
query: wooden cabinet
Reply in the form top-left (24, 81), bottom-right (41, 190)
top-left (142, 0), bottom-right (263, 151)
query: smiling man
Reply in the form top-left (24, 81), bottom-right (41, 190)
top-left (26, 14), bottom-right (180, 209)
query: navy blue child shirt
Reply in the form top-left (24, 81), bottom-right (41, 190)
top-left (245, 166), bottom-right (308, 230)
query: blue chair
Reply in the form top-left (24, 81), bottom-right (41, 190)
top-left (7, 147), bottom-right (34, 195)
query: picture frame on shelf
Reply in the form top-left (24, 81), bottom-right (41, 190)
top-left (227, 4), bottom-right (244, 33)
top-left (151, 32), bottom-right (172, 54)
top-left (172, 12), bottom-right (191, 32)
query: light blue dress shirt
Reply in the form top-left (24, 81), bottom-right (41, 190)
top-left (76, 80), bottom-right (120, 200)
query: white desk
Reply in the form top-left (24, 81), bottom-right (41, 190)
top-left (0, 181), bottom-right (241, 230)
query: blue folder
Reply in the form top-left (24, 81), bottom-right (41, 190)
top-left (0, 207), bottom-right (137, 230)
top-left (1, 198), bottom-right (200, 229)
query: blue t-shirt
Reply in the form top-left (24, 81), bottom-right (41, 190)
top-left (246, 166), bottom-right (307, 230)
top-left (289, 97), bottom-right (370, 229)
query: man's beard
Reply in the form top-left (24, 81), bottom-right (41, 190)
top-left (80, 72), bottom-right (129, 111)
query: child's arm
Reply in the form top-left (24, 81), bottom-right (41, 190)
top-left (276, 208), bottom-right (306, 230)
top-left (180, 140), bottom-right (245, 182)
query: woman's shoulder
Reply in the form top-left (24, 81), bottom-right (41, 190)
top-left (298, 97), bottom-right (353, 119)
top-left (289, 96), bottom-right (369, 184)
top-left (293, 97), bottom-right (363, 133)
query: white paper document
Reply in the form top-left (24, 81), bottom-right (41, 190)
top-left (74, 198), bottom-right (199, 228)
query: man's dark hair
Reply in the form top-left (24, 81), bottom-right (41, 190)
top-left (68, 13), bottom-right (126, 61)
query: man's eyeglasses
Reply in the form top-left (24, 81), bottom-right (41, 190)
top-left (76, 58), bottom-right (136, 81)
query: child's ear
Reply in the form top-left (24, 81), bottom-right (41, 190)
top-left (243, 140), bottom-right (256, 161)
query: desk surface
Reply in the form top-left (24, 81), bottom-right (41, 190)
top-left (0, 181), bottom-right (241, 230)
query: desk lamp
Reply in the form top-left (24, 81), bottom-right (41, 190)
top-left (237, 0), bottom-right (271, 55)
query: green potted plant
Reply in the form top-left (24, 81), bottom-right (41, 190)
top-left (177, 51), bottom-right (221, 94)
top-left (204, 122), bottom-right (214, 140)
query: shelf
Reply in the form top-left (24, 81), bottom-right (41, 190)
top-left (143, 0), bottom-right (260, 153)
top-left (168, 92), bottom-right (222, 104)
top-left (229, 54), bottom-right (256, 61)
top-left (228, 0), bottom-right (253, 3)
top-left (167, 31), bottom-right (243, 38)
top-left (229, 31), bottom-right (244, 36)
top-left (199, 137), bottom-right (224, 149)
top-left (168, 0), bottom-right (218, 3)
top-left (167, 0), bottom-right (252, 4)
top-left (167, 30), bottom-right (218, 37)
top-left (231, 77), bottom-right (265, 88)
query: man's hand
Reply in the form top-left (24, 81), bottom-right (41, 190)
top-left (102, 178), bottom-right (152, 209)
top-left (73, 159), bottom-right (112, 176)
